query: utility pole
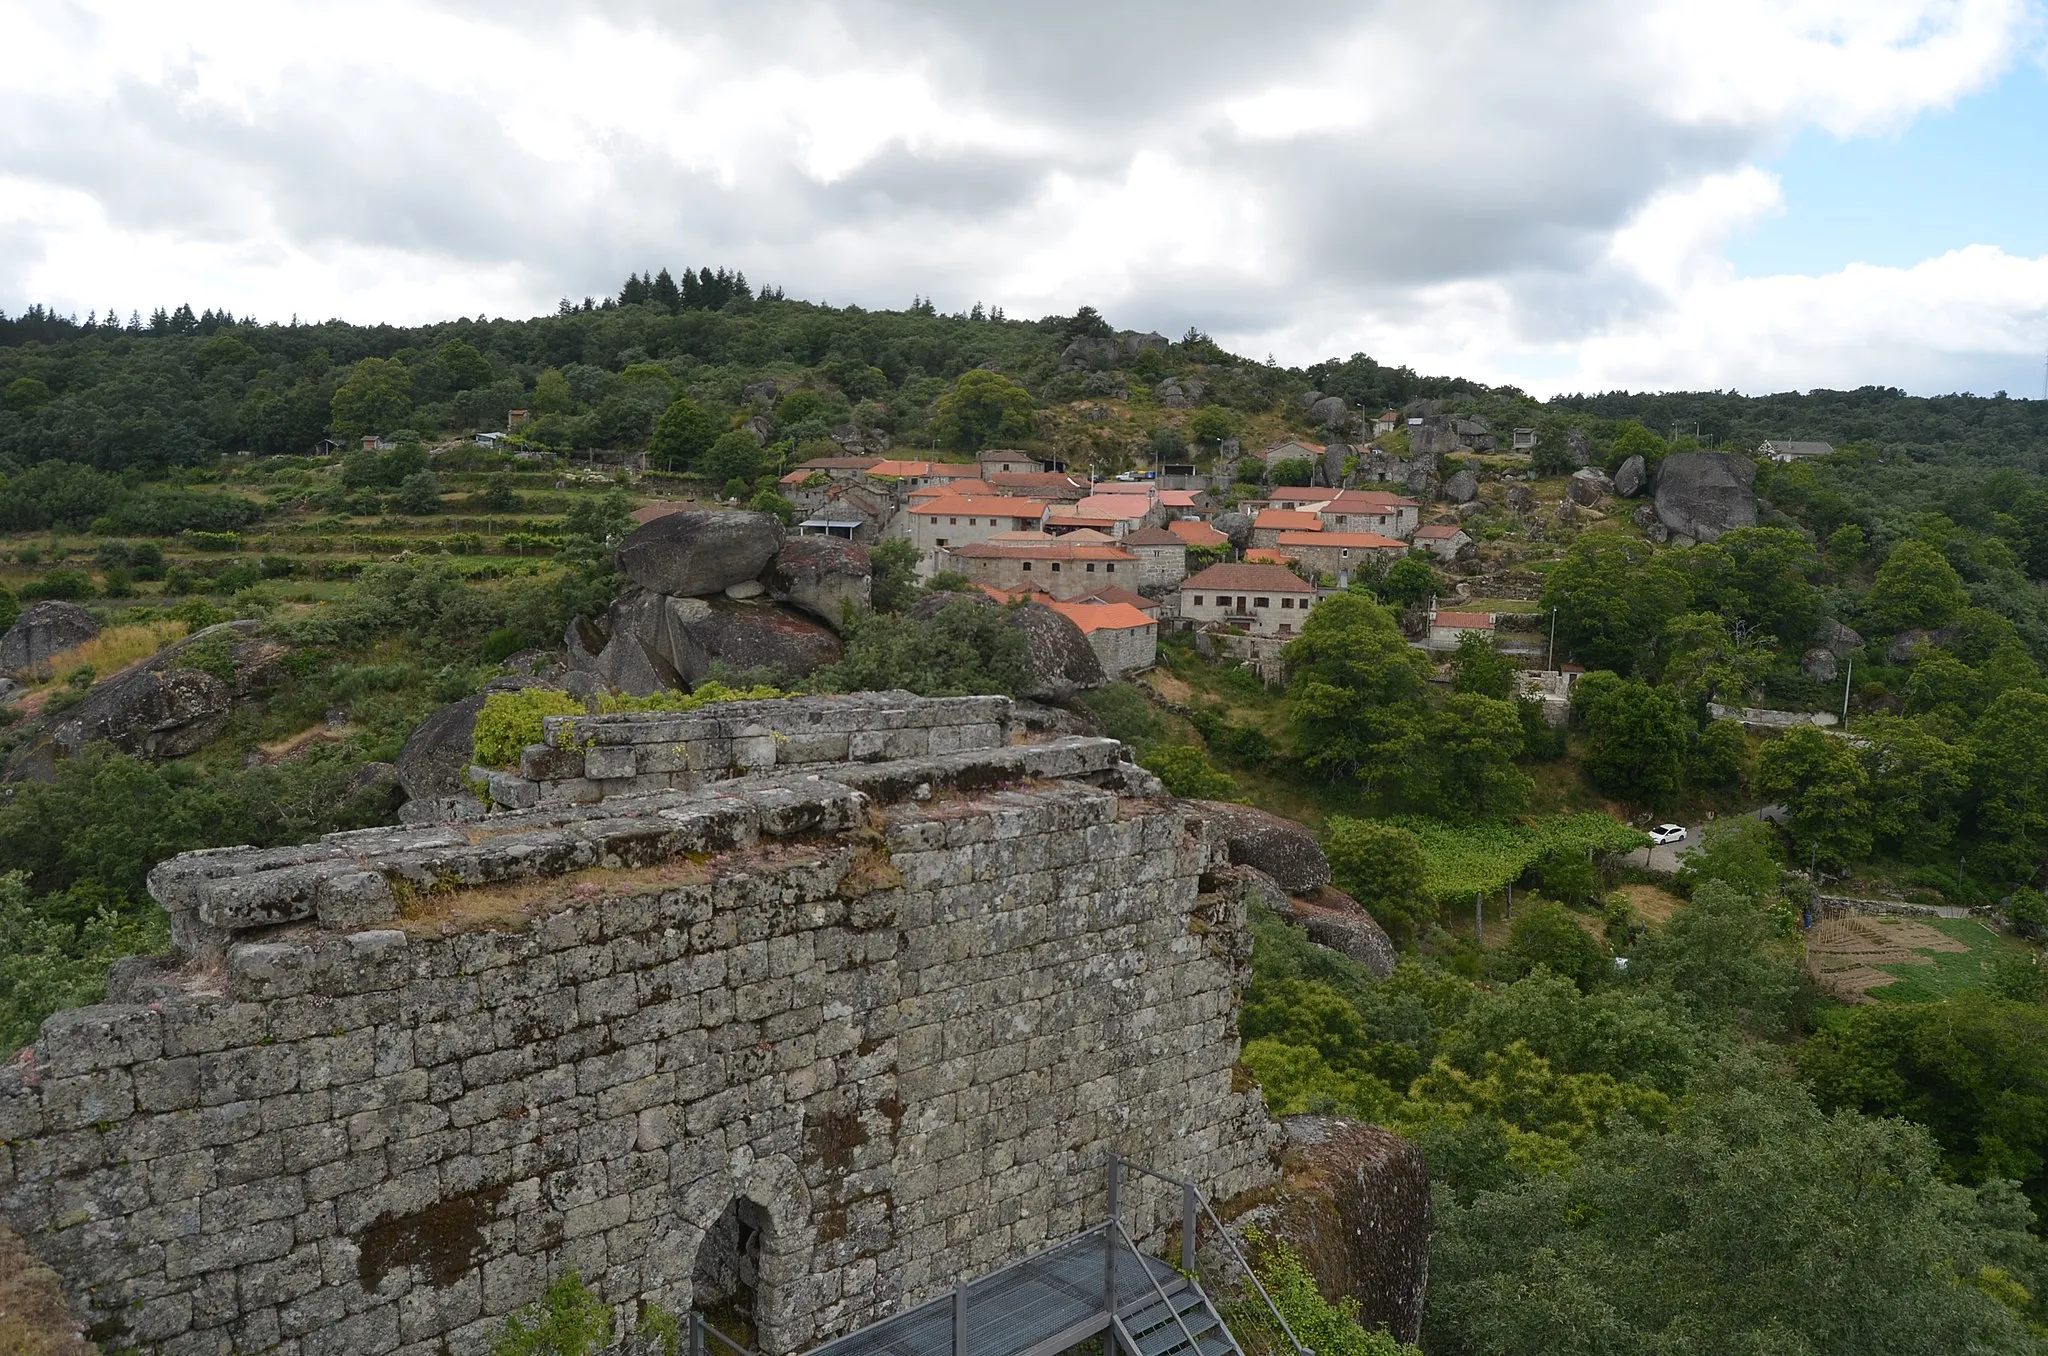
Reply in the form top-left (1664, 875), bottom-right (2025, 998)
top-left (1841, 657), bottom-right (1852, 724)
top-left (1547, 608), bottom-right (1557, 672)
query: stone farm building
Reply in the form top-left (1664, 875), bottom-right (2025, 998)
top-left (1117, 525), bottom-right (1189, 588)
top-left (1249, 510), bottom-right (1324, 550)
top-left (1317, 490), bottom-right (1419, 540)
top-left (1176, 562), bottom-right (1320, 636)
top-left (1426, 607), bottom-right (1496, 651)
top-left (905, 496), bottom-right (1049, 576)
top-left (938, 536), bottom-right (1140, 599)
top-left (1411, 523), bottom-right (1472, 560)
top-left (1044, 599), bottom-right (1158, 677)
top-left (1273, 531), bottom-right (1406, 585)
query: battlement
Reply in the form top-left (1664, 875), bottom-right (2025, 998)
top-left (0, 694), bottom-right (1278, 1356)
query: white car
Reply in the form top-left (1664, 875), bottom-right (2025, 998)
top-left (1648, 824), bottom-right (1687, 845)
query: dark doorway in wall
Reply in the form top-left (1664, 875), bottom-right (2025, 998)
top-left (693, 1197), bottom-right (772, 1346)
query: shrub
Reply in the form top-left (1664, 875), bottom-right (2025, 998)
top-left (2009, 888), bottom-right (2048, 940)
top-left (471, 688), bottom-right (586, 768)
top-left (1323, 818), bottom-right (1430, 940)
top-left (1080, 683), bottom-right (1164, 749)
top-left (19, 568), bottom-right (93, 601)
top-left (1142, 744), bottom-right (1236, 799)
top-left (1229, 1230), bottom-right (1418, 1356)
top-left (489, 1270), bottom-right (612, 1356)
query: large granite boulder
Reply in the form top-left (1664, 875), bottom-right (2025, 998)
top-left (907, 592), bottom-right (1105, 701)
top-left (1295, 890), bottom-right (1397, 978)
top-left (1613, 454), bottom-right (1649, 498)
top-left (1232, 1119), bottom-right (1431, 1346)
top-left (395, 676), bottom-right (552, 801)
top-left (1886, 626), bottom-right (1955, 663)
top-left (1440, 469), bottom-right (1479, 504)
top-left (614, 510), bottom-right (785, 597)
top-left (1214, 511), bottom-right (1254, 550)
top-left (1802, 647), bottom-right (1839, 683)
top-left (5, 622), bottom-right (271, 781)
top-left (1309, 395), bottom-right (1352, 429)
top-left (1815, 618), bottom-right (1863, 658)
top-left (1506, 485), bottom-right (1535, 513)
top-left (1404, 466), bottom-right (1440, 499)
top-left (0, 601), bottom-right (98, 676)
top-left (1568, 467), bottom-right (1611, 506)
top-left (761, 537), bottom-right (871, 633)
top-left (601, 590), bottom-right (842, 691)
top-left (1654, 452), bottom-right (1757, 543)
top-left (1194, 801), bottom-right (1331, 893)
top-left (1567, 428), bottom-right (1594, 467)
top-left (1011, 602), bottom-right (1106, 701)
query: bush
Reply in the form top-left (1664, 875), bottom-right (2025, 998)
top-left (1229, 1230), bottom-right (1418, 1356)
top-left (471, 688), bottom-right (586, 768)
top-left (1079, 683), bottom-right (1163, 749)
top-left (19, 568), bottom-right (93, 601)
top-left (1324, 818), bottom-right (1430, 940)
top-left (1502, 902), bottom-right (1608, 991)
top-left (2009, 888), bottom-right (2048, 940)
top-left (1142, 744), bottom-right (1236, 799)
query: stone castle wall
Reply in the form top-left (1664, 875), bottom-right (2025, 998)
top-left (0, 697), bottom-right (1278, 1356)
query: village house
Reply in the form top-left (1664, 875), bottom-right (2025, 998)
top-left (1273, 530), bottom-right (1407, 584)
top-left (905, 495), bottom-right (1049, 574)
top-left (1176, 562), bottom-right (1320, 637)
top-left (1411, 522), bottom-right (1473, 560)
top-left (1757, 439), bottom-right (1834, 463)
top-left (1072, 491), bottom-right (1166, 537)
top-left (1425, 607), bottom-right (1496, 652)
top-left (909, 479), bottom-right (994, 503)
top-left (865, 459), bottom-right (987, 493)
top-left (1260, 440), bottom-right (1325, 471)
top-left (1239, 486), bottom-right (1336, 513)
top-left (1071, 584), bottom-right (1161, 616)
top-left (1044, 598), bottom-right (1158, 677)
top-left (1044, 505), bottom-right (1123, 535)
top-left (976, 449), bottom-right (1057, 477)
top-left (1117, 524), bottom-right (1190, 589)
top-left (794, 454), bottom-right (886, 479)
top-left (1250, 509), bottom-right (1324, 550)
top-left (1512, 428), bottom-right (1537, 451)
top-left (1317, 489), bottom-right (1420, 540)
top-left (938, 535), bottom-right (1138, 598)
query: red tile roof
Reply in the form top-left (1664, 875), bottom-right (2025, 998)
top-left (1166, 520), bottom-right (1230, 548)
top-left (1184, 562), bottom-right (1316, 593)
top-left (1121, 525), bottom-right (1185, 547)
top-left (1263, 488), bottom-right (1336, 504)
top-left (629, 502), bottom-right (691, 525)
top-left (1044, 600), bottom-right (1157, 634)
top-left (915, 496), bottom-right (1048, 519)
top-left (944, 541), bottom-right (1136, 561)
top-left (1244, 549), bottom-right (1292, 564)
top-left (1323, 489), bottom-right (1418, 511)
top-left (1433, 611), bottom-right (1495, 629)
top-left (1254, 509), bottom-right (1323, 532)
top-left (1412, 523), bottom-right (1466, 539)
top-left (1075, 585), bottom-right (1160, 612)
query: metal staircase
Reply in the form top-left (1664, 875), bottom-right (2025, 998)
top-left (706, 1155), bottom-right (1310, 1356)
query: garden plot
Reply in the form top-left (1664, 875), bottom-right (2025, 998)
top-left (1805, 914), bottom-right (2021, 1003)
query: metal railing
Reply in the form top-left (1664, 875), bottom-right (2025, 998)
top-left (691, 1310), bottom-right (760, 1356)
top-left (1108, 1153), bottom-right (1313, 1356)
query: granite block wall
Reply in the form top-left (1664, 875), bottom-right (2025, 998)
top-left (0, 698), bottom-right (1276, 1356)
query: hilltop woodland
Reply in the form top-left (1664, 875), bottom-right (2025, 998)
top-left (9, 280), bottom-right (2048, 1352)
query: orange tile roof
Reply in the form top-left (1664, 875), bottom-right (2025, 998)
top-left (1263, 488), bottom-right (1335, 503)
top-left (1121, 526), bottom-right (1184, 547)
top-left (1166, 520), bottom-right (1229, 548)
top-left (1157, 490), bottom-right (1199, 507)
top-left (1245, 548), bottom-right (1292, 564)
top-left (1076, 493), bottom-right (1154, 518)
top-left (1412, 523), bottom-right (1466, 538)
top-left (1075, 585), bottom-right (1159, 612)
top-left (1044, 600), bottom-right (1157, 634)
top-left (1045, 509), bottom-right (1121, 527)
top-left (1277, 531), bottom-right (1407, 549)
top-left (1433, 611), bottom-right (1495, 628)
top-left (1184, 562), bottom-right (1316, 592)
top-left (867, 459), bottom-right (981, 479)
top-left (1254, 509), bottom-right (1324, 532)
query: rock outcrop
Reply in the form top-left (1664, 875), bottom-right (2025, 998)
top-left (1568, 467), bottom-right (1612, 506)
top-left (5, 622), bottom-right (278, 781)
top-left (1230, 1118), bottom-right (1433, 1346)
top-left (1294, 891), bottom-right (1397, 978)
top-left (394, 674), bottom-right (556, 803)
top-left (1440, 469), bottom-right (1479, 504)
top-left (1195, 801), bottom-right (1331, 893)
top-left (0, 602), bottom-right (98, 676)
top-left (1613, 453), bottom-right (1648, 497)
top-left (1653, 452), bottom-right (1757, 542)
top-left (614, 509), bottom-right (785, 596)
top-left (762, 537), bottom-right (872, 633)
top-left (1214, 511), bottom-right (1254, 550)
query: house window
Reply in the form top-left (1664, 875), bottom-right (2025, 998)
top-left (1086, 563), bottom-right (1097, 572)
top-left (1193, 596), bottom-right (1204, 606)
top-left (936, 538), bottom-right (949, 547)
top-left (1021, 561), bottom-right (1032, 572)
top-left (1341, 549), bottom-right (1351, 559)
top-left (1052, 563), bottom-right (1062, 572)
top-left (1106, 562), bottom-right (1116, 572)
top-left (1255, 596), bottom-right (1270, 608)
top-left (928, 517), bottom-right (938, 525)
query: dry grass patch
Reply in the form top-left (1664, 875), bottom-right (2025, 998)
top-left (1805, 915), bottom-right (1967, 1002)
top-left (394, 858), bottom-right (717, 937)
top-left (0, 1222), bottom-right (97, 1356)
top-left (1616, 882), bottom-right (1684, 928)
top-left (258, 722), bottom-right (357, 759)
top-left (39, 620), bottom-right (187, 687)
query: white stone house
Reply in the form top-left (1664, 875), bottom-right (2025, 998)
top-left (1176, 562), bottom-right (1320, 637)
top-left (1117, 525), bottom-right (1189, 589)
top-left (1411, 523), bottom-right (1473, 560)
top-left (1046, 600), bottom-right (1158, 677)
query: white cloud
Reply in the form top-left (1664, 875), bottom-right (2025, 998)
top-left (0, 0), bottom-right (2040, 395)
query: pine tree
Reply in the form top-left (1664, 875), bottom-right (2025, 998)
top-left (651, 267), bottom-right (681, 312)
top-left (620, 272), bottom-right (650, 306)
top-left (732, 271), bottom-right (751, 301)
top-left (679, 268), bottom-right (702, 309)
top-left (170, 303), bottom-right (198, 333)
top-left (699, 267), bottom-right (719, 308)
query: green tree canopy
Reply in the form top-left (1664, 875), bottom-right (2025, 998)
top-left (932, 370), bottom-right (1035, 449)
top-left (650, 396), bottom-right (720, 472)
top-left (1450, 629), bottom-right (1515, 700)
top-left (1284, 593), bottom-right (1431, 788)
top-left (1755, 724), bottom-right (1873, 869)
top-left (1572, 672), bottom-right (1693, 807)
top-left (1542, 537), bottom-right (1688, 676)
top-left (328, 357), bottom-right (413, 439)
top-left (1865, 538), bottom-right (1970, 635)
top-left (1323, 818), bottom-right (1430, 939)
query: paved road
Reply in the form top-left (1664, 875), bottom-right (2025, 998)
top-left (1624, 807), bottom-right (1787, 875)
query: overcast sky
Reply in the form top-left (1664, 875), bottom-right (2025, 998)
top-left (6, 0), bottom-right (2048, 398)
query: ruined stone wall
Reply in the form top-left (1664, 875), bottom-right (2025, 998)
top-left (0, 699), bottom-right (1278, 1356)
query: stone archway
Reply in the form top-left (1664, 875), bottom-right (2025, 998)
top-left (662, 1151), bottom-right (816, 1356)
top-left (692, 1196), bottom-right (773, 1345)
